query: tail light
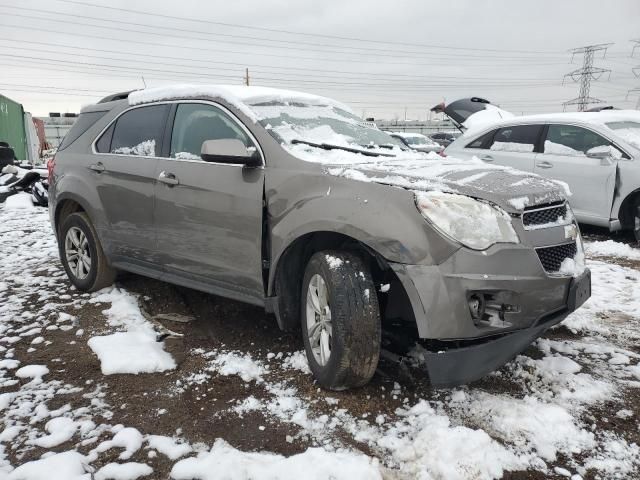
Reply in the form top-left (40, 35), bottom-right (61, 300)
top-left (438, 150), bottom-right (447, 157)
top-left (47, 155), bottom-right (56, 183)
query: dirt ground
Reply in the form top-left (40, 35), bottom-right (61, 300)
top-left (1, 213), bottom-right (639, 479)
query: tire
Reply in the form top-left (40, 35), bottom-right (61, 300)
top-left (301, 250), bottom-right (381, 390)
top-left (58, 212), bottom-right (116, 292)
top-left (633, 199), bottom-right (640, 243)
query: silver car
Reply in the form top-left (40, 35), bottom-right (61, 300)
top-left (48, 85), bottom-right (591, 390)
top-left (444, 101), bottom-right (640, 240)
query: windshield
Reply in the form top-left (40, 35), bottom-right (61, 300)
top-left (249, 102), bottom-right (401, 150)
top-left (605, 121), bottom-right (640, 149)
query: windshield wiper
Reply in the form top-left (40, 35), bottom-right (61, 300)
top-left (291, 139), bottom-right (395, 158)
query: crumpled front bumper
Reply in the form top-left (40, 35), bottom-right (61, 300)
top-left (390, 245), bottom-right (591, 387)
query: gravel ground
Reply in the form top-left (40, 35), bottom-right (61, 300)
top-left (0, 204), bottom-right (638, 479)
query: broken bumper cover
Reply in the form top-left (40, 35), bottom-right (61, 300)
top-left (424, 269), bottom-right (591, 387)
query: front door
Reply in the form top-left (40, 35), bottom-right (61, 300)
top-left (535, 124), bottom-right (617, 222)
top-left (154, 102), bottom-right (265, 303)
top-left (92, 103), bottom-right (170, 266)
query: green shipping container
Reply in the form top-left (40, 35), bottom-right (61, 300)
top-left (0, 94), bottom-right (27, 160)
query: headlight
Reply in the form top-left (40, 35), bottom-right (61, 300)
top-left (415, 191), bottom-right (519, 250)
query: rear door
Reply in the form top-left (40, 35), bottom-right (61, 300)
top-left (535, 124), bottom-right (617, 221)
top-left (92, 104), bottom-right (170, 267)
top-left (153, 101), bottom-right (265, 303)
top-left (455, 124), bottom-right (542, 171)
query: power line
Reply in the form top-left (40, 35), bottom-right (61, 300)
top-left (0, 9), bottom-right (566, 63)
top-left (48, 0), bottom-right (563, 56)
top-left (0, 40), bottom-right (566, 83)
top-left (0, 4), bottom-right (567, 60)
top-left (563, 43), bottom-right (613, 111)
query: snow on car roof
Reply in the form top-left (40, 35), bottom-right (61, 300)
top-left (479, 109), bottom-right (640, 128)
top-left (128, 84), bottom-right (354, 122)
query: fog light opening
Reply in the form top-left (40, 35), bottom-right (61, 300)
top-left (468, 294), bottom-right (486, 323)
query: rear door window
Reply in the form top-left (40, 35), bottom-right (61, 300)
top-left (108, 104), bottom-right (170, 157)
top-left (489, 125), bottom-right (542, 153)
top-left (543, 124), bottom-right (610, 156)
top-left (170, 103), bottom-right (254, 160)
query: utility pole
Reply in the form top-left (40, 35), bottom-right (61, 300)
top-left (562, 43), bottom-right (613, 111)
top-left (244, 68), bottom-right (250, 86)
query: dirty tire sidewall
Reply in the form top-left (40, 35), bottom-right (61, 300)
top-left (634, 199), bottom-right (640, 243)
top-left (58, 212), bottom-right (114, 292)
top-left (301, 251), bottom-right (381, 391)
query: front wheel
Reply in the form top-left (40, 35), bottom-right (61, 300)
top-left (301, 251), bottom-right (381, 390)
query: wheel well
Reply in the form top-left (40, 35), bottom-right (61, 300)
top-left (271, 232), bottom-right (415, 331)
top-left (54, 199), bottom-right (85, 236)
top-left (618, 189), bottom-right (640, 229)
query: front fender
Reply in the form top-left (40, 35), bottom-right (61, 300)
top-left (266, 169), bottom-right (458, 292)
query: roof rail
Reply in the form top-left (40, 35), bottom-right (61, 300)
top-left (97, 90), bottom-right (136, 104)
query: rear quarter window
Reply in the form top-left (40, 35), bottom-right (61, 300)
top-left (57, 111), bottom-right (108, 151)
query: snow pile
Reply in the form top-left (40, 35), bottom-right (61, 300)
top-left (4, 192), bottom-right (35, 210)
top-left (7, 451), bottom-right (90, 480)
top-left (128, 84), bottom-right (353, 124)
top-left (584, 240), bottom-right (640, 261)
top-left (462, 104), bottom-right (514, 133)
top-left (87, 288), bottom-right (175, 375)
top-left (209, 352), bottom-right (265, 383)
top-left (281, 351), bottom-right (311, 375)
top-left (170, 439), bottom-right (382, 480)
top-left (88, 332), bottom-right (176, 375)
top-left (94, 462), bottom-right (153, 480)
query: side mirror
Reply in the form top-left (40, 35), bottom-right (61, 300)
top-left (200, 139), bottom-right (262, 167)
top-left (585, 145), bottom-right (622, 164)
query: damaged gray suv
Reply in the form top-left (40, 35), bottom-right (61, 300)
top-left (48, 85), bottom-right (591, 390)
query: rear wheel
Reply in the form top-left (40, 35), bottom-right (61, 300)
top-left (58, 212), bottom-right (116, 292)
top-left (301, 251), bottom-right (381, 390)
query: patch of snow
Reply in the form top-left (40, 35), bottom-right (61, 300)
top-left (490, 141), bottom-right (534, 153)
top-left (170, 439), bottom-right (381, 480)
top-left (146, 435), bottom-right (192, 460)
top-left (88, 332), bottom-right (175, 375)
top-left (508, 196), bottom-right (529, 210)
top-left (281, 351), bottom-right (311, 375)
top-left (113, 140), bottom-right (155, 157)
top-left (15, 364), bottom-right (48, 381)
top-left (7, 451), bottom-right (89, 480)
top-left (94, 462), bottom-right (153, 480)
top-left (325, 254), bottom-right (343, 269)
top-left (584, 240), bottom-right (640, 261)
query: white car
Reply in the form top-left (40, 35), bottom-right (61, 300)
top-left (387, 132), bottom-right (444, 154)
top-left (442, 99), bottom-right (640, 240)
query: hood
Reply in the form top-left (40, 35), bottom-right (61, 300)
top-left (431, 97), bottom-right (514, 132)
top-left (327, 155), bottom-right (568, 213)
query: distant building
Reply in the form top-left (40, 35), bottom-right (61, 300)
top-left (36, 113), bottom-right (78, 148)
top-left (375, 118), bottom-right (458, 135)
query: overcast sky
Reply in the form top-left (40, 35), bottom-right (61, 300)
top-left (2, 0), bottom-right (639, 119)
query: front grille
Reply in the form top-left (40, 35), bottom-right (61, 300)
top-left (523, 202), bottom-right (567, 228)
top-left (536, 242), bottom-right (577, 273)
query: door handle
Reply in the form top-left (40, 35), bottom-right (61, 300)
top-left (88, 162), bottom-right (105, 173)
top-left (536, 161), bottom-right (553, 169)
top-left (158, 171), bottom-right (179, 186)
top-left (480, 155), bottom-right (494, 162)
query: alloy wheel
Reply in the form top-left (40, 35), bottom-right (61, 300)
top-left (306, 274), bottom-right (332, 366)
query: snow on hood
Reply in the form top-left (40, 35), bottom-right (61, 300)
top-left (325, 153), bottom-right (567, 213)
top-left (128, 84), bottom-right (354, 123)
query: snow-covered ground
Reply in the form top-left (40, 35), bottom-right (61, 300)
top-left (0, 204), bottom-right (638, 479)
